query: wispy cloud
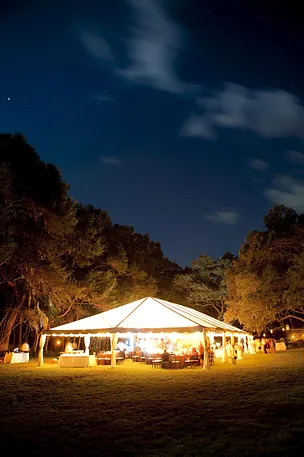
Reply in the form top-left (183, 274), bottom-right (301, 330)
top-left (95, 94), bottom-right (114, 103)
top-left (265, 175), bottom-right (304, 212)
top-left (205, 211), bottom-right (239, 225)
top-left (80, 0), bottom-right (197, 94)
top-left (80, 31), bottom-right (114, 62)
top-left (180, 116), bottom-right (215, 139)
top-left (99, 156), bottom-right (122, 166)
top-left (118, 0), bottom-right (197, 94)
top-left (248, 158), bottom-right (269, 172)
top-left (182, 83), bottom-right (304, 139)
top-left (287, 150), bottom-right (304, 165)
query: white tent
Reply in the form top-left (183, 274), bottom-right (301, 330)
top-left (38, 297), bottom-right (252, 367)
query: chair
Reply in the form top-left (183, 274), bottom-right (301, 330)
top-left (152, 358), bottom-right (162, 368)
top-left (209, 353), bottom-right (214, 366)
top-left (185, 358), bottom-right (199, 368)
top-left (170, 360), bottom-right (180, 369)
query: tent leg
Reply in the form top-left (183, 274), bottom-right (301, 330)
top-left (202, 330), bottom-right (210, 370)
top-left (222, 332), bottom-right (227, 363)
top-left (111, 333), bottom-right (118, 367)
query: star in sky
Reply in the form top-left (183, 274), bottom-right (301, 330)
top-left (0, 0), bottom-right (303, 266)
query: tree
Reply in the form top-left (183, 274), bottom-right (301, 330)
top-left (103, 224), bottom-right (180, 305)
top-left (0, 133), bottom-right (183, 349)
top-left (173, 254), bottom-right (234, 319)
top-left (37, 204), bottom-right (114, 329)
top-left (264, 205), bottom-right (298, 235)
top-left (283, 253), bottom-right (304, 322)
top-left (225, 205), bottom-right (304, 332)
top-left (0, 164), bottom-right (17, 265)
top-left (0, 134), bottom-right (77, 350)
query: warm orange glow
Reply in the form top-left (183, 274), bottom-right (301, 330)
top-left (56, 340), bottom-right (61, 345)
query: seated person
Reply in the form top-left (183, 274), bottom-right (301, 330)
top-left (118, 349), bottom-right (126, 359)
top-left (190, 347), bottom-right (199, 360)
top-left (161, 349), bottom-right (170, 363)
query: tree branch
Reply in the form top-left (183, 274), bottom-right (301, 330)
top-left (0, 255), bottom-right (12, 266)
top-left (0, 275), bottom-right (23, 286)
top-left (58, 302), bottom-right (74, 319)
top-left (281, 315), bottom-right (304, 323)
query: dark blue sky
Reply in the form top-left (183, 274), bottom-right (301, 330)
top-left (1, 0), bottom-right (304, 266)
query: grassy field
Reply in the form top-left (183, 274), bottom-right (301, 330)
top-left (1, 350), bottom-right (304, 457)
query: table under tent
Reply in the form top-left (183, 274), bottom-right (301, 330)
top-left (39, 297), bottom-right (253, 368)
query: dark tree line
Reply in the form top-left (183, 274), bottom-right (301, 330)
top-left (1, 134), bottom-right (303, 351)
top-left (0, 134), bottom-right (181, 351)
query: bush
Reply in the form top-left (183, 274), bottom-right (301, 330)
top-left (286, 339), bottom-right (304, 350)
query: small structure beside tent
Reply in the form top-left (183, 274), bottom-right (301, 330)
top-left (39, 297), bottom-right (252, 367)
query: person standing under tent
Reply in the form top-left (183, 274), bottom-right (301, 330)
top-left (226, 340), bottom-right (233, 359)
top-left (199, 343), bottom-right (204, 367)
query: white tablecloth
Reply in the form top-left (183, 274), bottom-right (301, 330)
top-left (275, 342), bottom-right (287, 351)
top-left (59, 354), bottom-right (97, 368)
top-left (214, 348), bottom-right (223, 359)
top-left (4, 352), bottom-right (29, 364)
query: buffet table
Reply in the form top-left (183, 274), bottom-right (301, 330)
top-left (4, 352), bottom-right (29, 364)
top-left (59, 354), bottom-right (97, 368)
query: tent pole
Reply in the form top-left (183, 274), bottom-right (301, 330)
top-left (243, 335), bottom-right (248, 354)
top-left (222, 332), bottom-right (227, 363)
top-left (84, 334), bottom-right (91, 355)
top-left (202, 330), bottom-right (210, 370)
top-left (111, 333), bottom-right (118, 367)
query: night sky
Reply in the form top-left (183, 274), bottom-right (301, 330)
top-left (1, 0), bottom-right (304, 266)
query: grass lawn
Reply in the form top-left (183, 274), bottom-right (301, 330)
top-left (1, 350), bottom-right (304, 457)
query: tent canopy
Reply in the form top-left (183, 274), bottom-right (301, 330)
top-left (46, 297), bottom-right (248, 335)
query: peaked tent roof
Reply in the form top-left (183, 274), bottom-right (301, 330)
top-left (48, 297), bottom-right (248, 335)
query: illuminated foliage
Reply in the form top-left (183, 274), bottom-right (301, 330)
top-left (225, 205), bottom-right (304, 332)
top-left (173, 253), bottom-right (234, 319)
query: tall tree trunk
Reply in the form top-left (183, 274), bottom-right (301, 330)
top-left (0, 295), bottom-right (26, 352)
top-left (34, 331), bottom-right (41, 352)
top-left (18, 319), bottom-right (23, 347)
top-left (0, 301), bottom-right (24, 352)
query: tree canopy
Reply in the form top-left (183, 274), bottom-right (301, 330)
top-left (225, 205), bottom-right (304, 333)
top-left (173, 253), bottom-right (234, 319)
